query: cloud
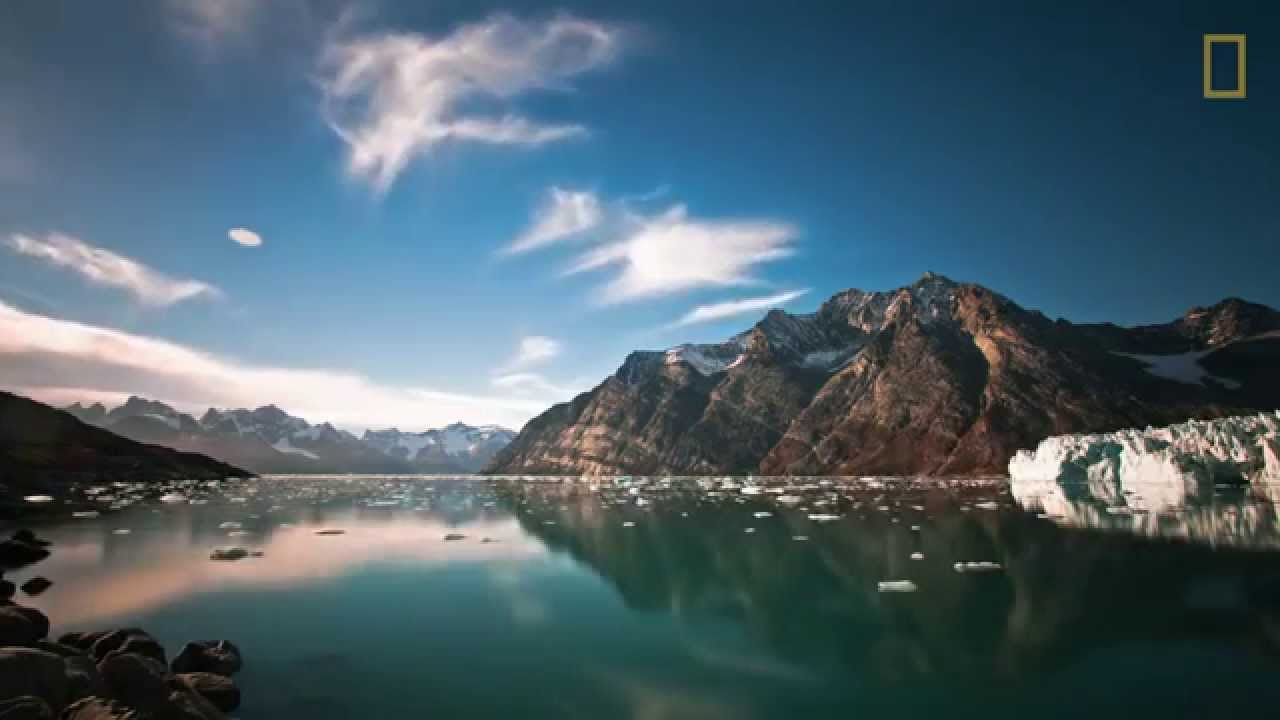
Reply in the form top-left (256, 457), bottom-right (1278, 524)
top-left (503, 188), bottom-right (602, 254)
top-left (320, 14), bottom-right (622, 191)
top-left (228, 227), bottom-right (263, 247)
top-left (5, 233), bottom-right (220, 307)
top-left (670, 289), bottom-right (810, 328)
top-left (564, 205), bottom-right (798, 304)
top-left (167, 0), bottom-right (257, 48)
top-left (490, 372), bottom-right (581, 398)
top-left (496, 335), bottom-right (561, 373)
top-left (0, 300), bottom-right (554, 431)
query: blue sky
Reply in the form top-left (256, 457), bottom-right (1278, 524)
top-left (1, 0), bottom-right (1277, 430)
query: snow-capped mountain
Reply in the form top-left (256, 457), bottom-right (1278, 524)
top-left (490, 272), bottom-right (1280, 476)
top-left (65, 399), bottom-right (514, 474)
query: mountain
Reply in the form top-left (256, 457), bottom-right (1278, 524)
top-left (487, 273), bottom-right (1280, 476)
top-left (1, 391), bottom-right (248, 501)
top-left (65, 398), bottom-right (515, 474)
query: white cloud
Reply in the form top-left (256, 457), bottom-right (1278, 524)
top-left (320, 14), bottom-right (622, 191)
top-left (564, 205), bottom-right (798, 304)
top-left (0, 300), bottom-right (552, 431)
top-left (490, 372), bottom-right (581, 398)
top-left (671, 289), bottom-right (811, 328)
top-left (496, 335), bottom-right (561, 373)
top-left (503, 188), bottom-right (602, 254)
top-left (6, 233), bottom-right (220, 307)
top-left (167, 0), bottom-right (257, 47)
top-left (228, 227), bottom-right (263, 247)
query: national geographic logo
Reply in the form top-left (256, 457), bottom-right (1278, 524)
top-left (1204, 34), bottom-right (1246, 99)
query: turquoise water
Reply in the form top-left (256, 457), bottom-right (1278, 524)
top-left (8, 476), bottom-right (1280, 719)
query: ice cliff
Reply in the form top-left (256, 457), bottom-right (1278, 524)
top-left (1010, 411), bottom-right (1280, 514)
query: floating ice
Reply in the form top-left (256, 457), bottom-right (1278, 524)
top-left (878, 580), bottom-right (918, 593)
top-left (910, 552), bottom-right (924, 560)
top-left (954, 561), bottom-right (1002, 573)
top-left (159, 493), bottom-right (187, 504)
top-left (23, 495), bottom-right (54, 504)
top-left (753, 511), bottom-right (773, 518)
top-left (807, 513), bottom-right (841, 522)
top-left (72, 511), bottom-right (99, 519)
top-left (218, 521), bottom-right (242, 530)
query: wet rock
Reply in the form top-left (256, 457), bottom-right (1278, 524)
top-left (59, 697), bottom-right (141, 720)
top-left (20, 577), bottom-right (52, 596)
top-left (443, 533), bottom-right (466, 541)
top-left (165, 688), bottom-right (225, 720)
top-left (314, 529), bottom-right (345, 536)
top-left (57, 631), bottom-right (109, 653)
top-left (0, 696), bottom-right (54, 720)
top-left (11, 530), bottom-right (50, 547)
top-left (96, 653), bottom-right (170, 715)
top-left (89, 629), bottom-right (166, 665)
top-left (0, 605), bottom-right (50, 646)
top-left (208, 547), bottom-right (247, 561)
top-left (170, 641), bottom-right (241, 677)
top-left (174, 673), bottom-right (240, 712)
top-left (33, 640), bottom-right (83, 658)
top-left (63, 654), bottom-right (109, 703)
top-left (1, 578), bottom-right (13, 601)
top-left (0, 539), bottom-right (49, 569)
top-left (0, 648), bottom-right (68, 711)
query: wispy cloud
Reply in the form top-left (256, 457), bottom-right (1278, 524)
top-left (497, 335), bottom-right (562, 373)
top-left (503, 188), bottom-right (602, 255)
top-left (320, 14), bottom-right (622, 192)
top-left (0, 301), bottom-right (551, 431)
top-left (166, 0), bottom-right (258, 48)
top-left (564, 205), bottom-right (798, 304)
top-left (6, 233), bottom-right (220, 307)
top-left (670, 289), bottom-right (810, 328)
top-left (228, 227), bottom-right (263, 247)
top-left (489, 372), bottom-right (583, 399)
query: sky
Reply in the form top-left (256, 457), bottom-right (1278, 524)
top-left (0, 0), bottom-right (1277, 432)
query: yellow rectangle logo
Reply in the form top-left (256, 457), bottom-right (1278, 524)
top-left (1204, 34), bottom-right (1246, 99)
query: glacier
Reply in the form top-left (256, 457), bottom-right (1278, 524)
top-left (1010, 411), bottom-right (1280, 515)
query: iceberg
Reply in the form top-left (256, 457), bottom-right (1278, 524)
top-left (1010, 411), bottom-right (1280, 514)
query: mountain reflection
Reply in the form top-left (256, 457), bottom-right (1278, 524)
top-left (503, 481), bottom-right (1280, 685)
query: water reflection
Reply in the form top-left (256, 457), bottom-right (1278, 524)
top-left (503, 480), bottom-right (1280, 685)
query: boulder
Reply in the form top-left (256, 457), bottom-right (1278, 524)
top-left (0, 540), bottom-right (49, 569)
top-left (89, 629), bottom-right (166, 665)
top-left (58, 631), bottom-right (109, 653)
top-left (173, 673), bottom-right (239, 712)
top-left (1, 578), bottom-right (14, 601)
top-left (0, 696), bottom-right (54, 720)
top-left (33, 640), bottom-right (83, 658)
top-left (0, 605), bottom-right (50, 646)
top-left (59, 697), bottom-right (141, 720)
top-left (96, 653), bottom-right (170, 715)
top-left (63, 655), bottom-right (110, 703)
top-left (170, 641), bottom-right (241, 676)
top-left (0, 648), bottom-right (68, 711)
top-left (10, 530), bottom-right (50, 547)
top-left (164, 689), bottom-right (226, 720)
top-left (207, 548), bottom-right (247, 562)
top-left (19, 577), bottom-right (52, 596)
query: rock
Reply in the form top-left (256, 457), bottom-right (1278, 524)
top-left (0, 648), bottom-right (69, 712)
top-left (0, 540), bottom-right (49, 569)
top-left (59, 697), bottom-right (141, 720)
top-left (173, 673), bottom-right (240, 712)
top-left (1, 578), bottom-right (14, 601)
top-left (63, 655), bottom-right (109, 703)
top-left (96, 653), bottom-right (170, 715)
top-left (0, 605), bottom-right (50, 645)
top-left (0, 696), bottom-right (54, 720)
top-left (20, 577), bottom-right (52, 596)
top-left (443, 533), bottom-right (466, 541)
top-left (314, 529), bottom-right (345, 536)
top-left (57, 631), bottom-right (109, 653)
top-left (33, 640), bottom-right (83, 658)
top-left (11, 530), bottom-right (50, 547)
top-left (170, 641), bottom-right (241, 677)
top-left (89, 629), bottom-right (166, 665)
top-left (164, 688), bottom-right (225, 720)
top-left (207, 547), bottom-right (247, 561)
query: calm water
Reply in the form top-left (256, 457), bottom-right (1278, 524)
top-left (8, 476), bottom-right (1280, 719)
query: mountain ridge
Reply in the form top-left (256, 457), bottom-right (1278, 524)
top-left (65, 398), bottom-right (516, 475)
top-left (487, 273), bottom-right (1280, 476)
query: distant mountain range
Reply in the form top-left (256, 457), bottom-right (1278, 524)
top-left (64, 397), bottom-right (515, 475)
top-left (488, 273), bottom-right (1280, 476)
top-left (0, 391), bottom-right (247, 504)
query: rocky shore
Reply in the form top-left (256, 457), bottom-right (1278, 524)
top-left (0, 530), bottom-right (245, 719)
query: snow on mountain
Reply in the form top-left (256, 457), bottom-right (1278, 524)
top-left (664, 343), bottom-right (744, 376)
top-left (363, 423), bottom-right (517, 470)
top-left (272, 436), bottom-right (320, 460)
top-left (1114, 350), bottom-right (1242, 389)
top-left (1010, 411), bottom-right (1280, 513)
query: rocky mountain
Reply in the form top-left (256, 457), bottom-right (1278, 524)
top-left (65, 398), bottom-right (515, 475)
top-left (0, 391), bottom-right (248, 504)
top-left (488, 273), bottom-right (1280, 476)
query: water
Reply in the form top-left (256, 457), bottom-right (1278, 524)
top-left (8, 475), bottom-right (1280, 719)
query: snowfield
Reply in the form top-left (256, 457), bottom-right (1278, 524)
top-left (1010, 411), bottom-right (1280, 513)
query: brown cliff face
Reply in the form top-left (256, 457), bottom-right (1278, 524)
top-left (488, 274), bottom-right (1280, 476)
